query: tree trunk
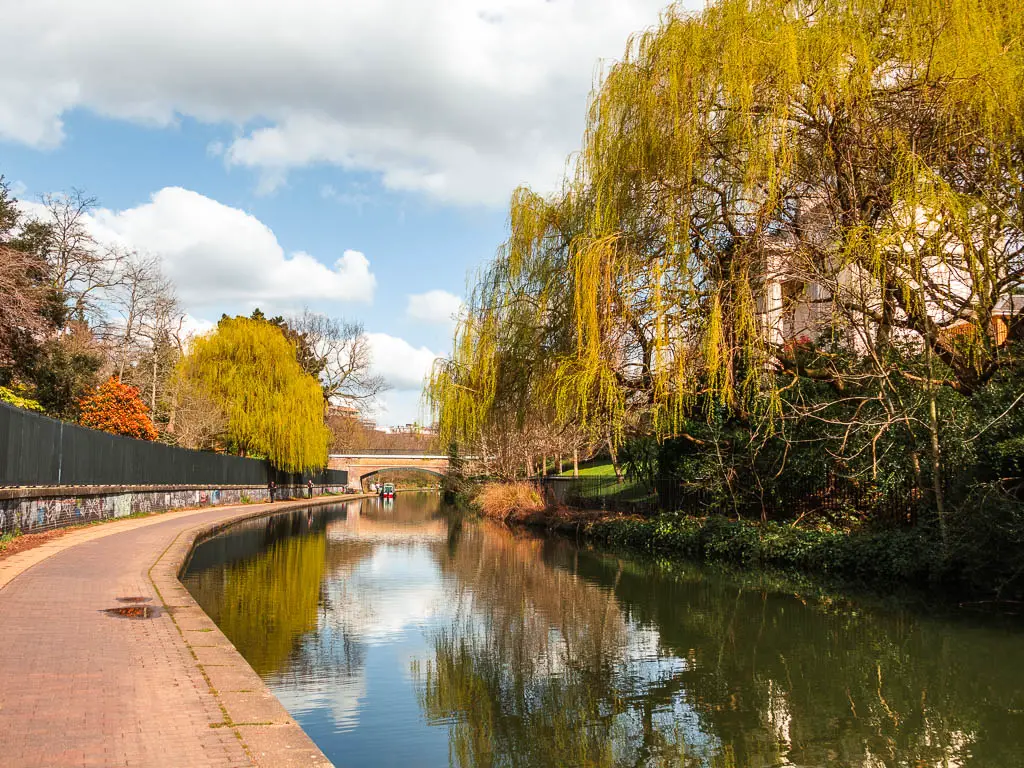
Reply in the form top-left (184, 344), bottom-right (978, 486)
top-left (150, 355), bottom-right (158, 414)
top-left (929, 388), bottom-right (947, 550)
top-left (541, 454), bottom-right (547, 477)
top-left (907, 449), bottom-right (922, 524)
top-left (557, 456), bottom-right (563, 475)
top-left (573, 449), bottom-right (579, 478)
top-left (166, 388), bottom-right (178, 435)
top-left (926, 345), bottom-right (947, 551)
top-left (607, 434), bottom-right (624, 483)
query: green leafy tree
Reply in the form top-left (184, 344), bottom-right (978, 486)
top-left (28, 323), bottom-right (104, 420)
top-left (240, 308), bottom-right (324, 380)
top-left (179, 316), bottom-right (330, 472)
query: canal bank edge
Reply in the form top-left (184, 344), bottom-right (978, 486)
top-left (490, 503), bottom-right (960, 599)
top-left (150, 494), bottom-right (376, 768)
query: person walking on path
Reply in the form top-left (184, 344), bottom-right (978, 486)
top-left (307, 478), bottom-right (314, 499)
top-left (268, 480), bottom-right (277, 503)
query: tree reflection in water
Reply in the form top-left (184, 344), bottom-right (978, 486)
top-left (184, 498), bottom-right (1024, 768)
top-left (419, 522), bottom-right (1024, 768)
top-left (184, 509), bottom-right (330, 676)
top-left (416, 524), bottom-right (709, 767)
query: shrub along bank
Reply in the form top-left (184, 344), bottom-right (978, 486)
top-left (586, 515), bottom-right (948, 593)
top-left (472, 483), bottom-right (1024, 602)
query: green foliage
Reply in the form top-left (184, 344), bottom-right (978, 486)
top-left (178, 316), bottom-right (329, 472)
top-left (0, 385), bottom-right (44, 412)
top-left (571, 353), bottom-right (1024, 596)
top-left (244, 308), bottom-right (325, 381)
top-left (587, 514), bottom-right (950, 593)
top-left (28, 328), bottom-right (103, 420)
top-left (431, 0), bottom-right (1024, 451)
top-left (947, 484), bottom-right (1024, 598)
top-left (1, 178), bottom-right (100, 419)
top-left (0, 529), bottom-right (21, 552)
top-left (619, 436), bottom-right (659, 484)
top-left (442, 441), bottom-right (473, 503)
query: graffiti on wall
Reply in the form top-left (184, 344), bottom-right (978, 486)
top-left (0, 485), bottom-right (349, 535)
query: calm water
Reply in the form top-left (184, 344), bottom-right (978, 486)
top-left (182, 493), bottom-right (1024, 768)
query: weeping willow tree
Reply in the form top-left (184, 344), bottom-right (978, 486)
top-left (178, 316), bottom-right (330, 472)
top-left (430, 0), bottom-right (1024, 461)
top-left (430, 187), bottom-right (598, 471)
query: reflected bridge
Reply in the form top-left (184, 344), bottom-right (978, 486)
top-left (328, 452), bottom-right (448, 490)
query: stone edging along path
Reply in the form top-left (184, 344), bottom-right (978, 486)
top-left (0, 494), bottom-right (370, 768)
top-left (147, 499), bottom-right (344, 768)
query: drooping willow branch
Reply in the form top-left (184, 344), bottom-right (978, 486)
top-left (429, 0), bottom-right (1024, 453)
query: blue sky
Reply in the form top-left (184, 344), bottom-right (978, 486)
top-left (0, 0), bottom-right (680, 424)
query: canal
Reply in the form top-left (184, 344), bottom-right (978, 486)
top-left (182, 493), bottom-right (1024, 767)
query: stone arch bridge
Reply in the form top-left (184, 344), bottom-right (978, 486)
top-left (328, 452), bottom-right (449, 490)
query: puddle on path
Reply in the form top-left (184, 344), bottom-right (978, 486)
top-left (101, 605), bottom-right (161, 619)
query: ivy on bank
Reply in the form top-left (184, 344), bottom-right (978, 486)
top-left (582, 513), bottom-right (1024, 600)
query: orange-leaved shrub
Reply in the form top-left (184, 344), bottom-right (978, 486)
top-left (475, 481), bottom-right (545, 521)
top-left (79, 376), bottom-right (158, 441)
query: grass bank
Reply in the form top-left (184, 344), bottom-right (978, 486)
top-left (557, 460), bottom-right (618, 477)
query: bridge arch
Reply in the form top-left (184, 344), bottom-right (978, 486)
top-left (358, 467), bottom-right (444, 490)
top-left (328, 453), bottom-right (449, 490)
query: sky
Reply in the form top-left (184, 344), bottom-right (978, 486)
top-left (0, 0), bottom-right (686, 425)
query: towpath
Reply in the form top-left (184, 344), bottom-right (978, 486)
top-left (0, 498), bottom-right (348, 767)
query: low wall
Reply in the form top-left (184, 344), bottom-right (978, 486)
top-left (0, 484), bottom-right (351, 535)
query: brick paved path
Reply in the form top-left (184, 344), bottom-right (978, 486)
top-left (0, 501), bottom-right (339, 767)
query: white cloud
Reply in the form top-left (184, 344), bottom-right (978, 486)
top-left (0, 0), bottom-right (675, 204)
top-left (406, 290), bottom-right (463, 325)
top-left (366, 332), bottom-right (439, 392)
top-left (369, 389), bottom-right (432, 428)
top-left (364, 331), bottom-right (440, 424)
top-left (179, 313), bottom-right (215, 341)
top-left (22, 187), bottom-right (376, 311)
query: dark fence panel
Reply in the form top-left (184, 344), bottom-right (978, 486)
top-left (0, 401), bottom-right (347, 488)
top-left (269, 466), bottom-right (350, 488)
top-left (0, 401), bottom-right (61, 485)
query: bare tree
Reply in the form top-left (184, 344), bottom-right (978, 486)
top-left (34, 189), bottom-right (124, 325)
top-left (99, 252), bottom-right (178, 379)
top-left (0, 247), bottom-right (47, 369)
top-left (326, 408), bottom-right (437, 453)
top-left (0, 180), bottom-right (49, 373)
top-left (165, 377), bottom-right (227, 451)
top-left (133, 291), bottom-right (186, 424)
top-left (290, 310), bottom-right (389, 407)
